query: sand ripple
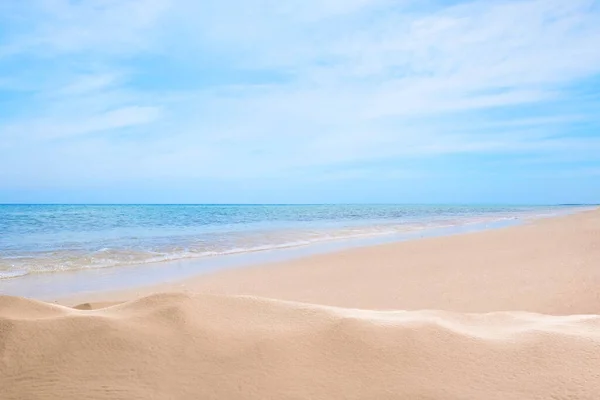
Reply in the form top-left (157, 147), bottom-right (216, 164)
top-left (2, 293), bottom-right (600, 399)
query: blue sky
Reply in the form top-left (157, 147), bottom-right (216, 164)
top-left (0, 0), bottom-right (599, 204)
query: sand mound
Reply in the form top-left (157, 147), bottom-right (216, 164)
top-left (2, 293), bottom-right (600, 399)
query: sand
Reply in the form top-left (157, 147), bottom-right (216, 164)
top-left (2, 208), bottom-right (600, 399)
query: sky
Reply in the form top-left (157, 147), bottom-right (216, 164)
top-left (0, 0), bottom-right (599, 204)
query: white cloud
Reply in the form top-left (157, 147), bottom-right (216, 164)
top-left (2, 106), bottom-right (161, 145)
top-left (0, 0), bottom-right (170, 58)
top-left (56, 72), bottom-right (123, 96)
top-left (1, 0), bottom-right (600, 186)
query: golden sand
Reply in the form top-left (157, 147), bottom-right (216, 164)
top-left (3, 293), bottom-right (600, 399)
top-left (2, 209), bottom-right (600, 399)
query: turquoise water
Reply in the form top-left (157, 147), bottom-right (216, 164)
top-left (0, 204), bottom-right (576, 279)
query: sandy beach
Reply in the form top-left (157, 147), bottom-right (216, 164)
top-left (2, 209), bottom-right (600, 399)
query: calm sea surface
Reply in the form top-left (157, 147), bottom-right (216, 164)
top-left (0, 204), bottom-right (578, 279)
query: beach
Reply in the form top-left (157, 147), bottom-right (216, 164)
top-left (2, 208), bottom-right (600, 399)
top-left (4, 0), bottom-right (600, 398)
top-left (65, 207), bottom-right (600, 314)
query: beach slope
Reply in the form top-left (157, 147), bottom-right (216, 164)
top-left (180, 208), bottom-right (600, 314)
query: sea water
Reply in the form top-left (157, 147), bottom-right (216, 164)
top-left (0, 204), bottom-right (579, 280)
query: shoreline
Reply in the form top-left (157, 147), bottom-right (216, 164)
top-left (0, 213), bottom-right (530, 301)
top-left (53, 207), bottom-right (600, 314)
top-left (1, 206), bottom-right (586, 301)
top-left (4, 204), bottom-right (566, 282)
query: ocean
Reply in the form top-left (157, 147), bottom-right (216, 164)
top-left (0, 204), bottom-right (578, 280)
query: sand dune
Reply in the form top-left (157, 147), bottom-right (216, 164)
top-left (2, 292), bottom-right (600, 399)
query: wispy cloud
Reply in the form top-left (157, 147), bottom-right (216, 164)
top-left (0, 0), bottom-right (169, 57)
top-left (1, 0), bottom-right (599, 202)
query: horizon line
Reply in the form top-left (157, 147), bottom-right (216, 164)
top-left (1, 203), bottom-right (595, 207)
